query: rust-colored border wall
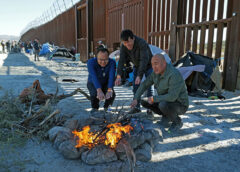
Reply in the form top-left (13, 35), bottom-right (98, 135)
top-left (20, 0), bottom-right (240, 90)
top-left (92, 0), bottom-right (106, 54)
top-left (21, 6), bottom-right (76, 49)
top-left (106, 0), bottom-right (145, 51)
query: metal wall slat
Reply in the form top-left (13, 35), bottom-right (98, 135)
top-left (207, 24), bottom-right (215, 58)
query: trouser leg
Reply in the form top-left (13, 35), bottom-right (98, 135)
top-left (132, 68), bottom-right (140, 109)
top-left (133, 67), bottom-right (154, 109)
top-left (103, 90), bottom-right (116, 109)
top-left (87, 82), bottom-right (99, 109)
top-left (101, 85), bottom-right (115, 109)
top-left (37, 50), bottom-right (40, 61)
top-left (145, 68), bottom-right (154, 97)
top-left (158, 101), bottom-right (188, 123)
top-left (141, 99), bottom-right (162, 115)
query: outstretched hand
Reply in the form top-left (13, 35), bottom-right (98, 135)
top-left (130, 99), bottom-right (138, 108)
top-left (148, 96), bottom-right (154, 104)
top-left (135, 76), bottom-right (141, 85)
top-left (115, 78), bottom-right (121, 86)
top-left (115, 75), bottom-right (121, 86)
top-left (97, 89), bottom-right (105, 100)
top-left (105, 90), bottom-right (113, 99)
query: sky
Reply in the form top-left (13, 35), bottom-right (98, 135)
top-left (0, 0), bottom-right (227, 41)
top-left (0, 0), bottom-right (55, 36)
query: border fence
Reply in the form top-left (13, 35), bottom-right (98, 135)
top-left (20, 0), bottom-right (240, 91)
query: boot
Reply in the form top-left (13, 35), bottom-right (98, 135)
top-left (168, 117), bottom-right (183, 132)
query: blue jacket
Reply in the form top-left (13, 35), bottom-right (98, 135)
top-left (87, 58), bottom-right (116, 89)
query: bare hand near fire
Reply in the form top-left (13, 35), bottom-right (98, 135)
top-left (148, 96), bottom-right (154, 104)
top-left (131, 99), bottom-right (138, 108)
top-left (115, 75), bottom-right (121, 86)
top-left (135, 76), bottom-right (141, 85)
top-left (105, 90), bottom-right (113, 99)
top-left (97, 89), bottom-right (105, 100)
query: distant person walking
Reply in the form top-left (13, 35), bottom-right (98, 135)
top-left (1, 41), bottom-right (5, 53)
top-left (27, 41), bottom-right (33, 55)
top-left (33, 39), bottom-right (40, 61)
top-left (6, 41), bottom-right (10, 53)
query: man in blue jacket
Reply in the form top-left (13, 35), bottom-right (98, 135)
top-left (87, 47), bottom-right (116, 112)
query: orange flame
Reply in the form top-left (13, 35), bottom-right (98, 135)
top-left (105, 123), bottom-right (133, 148)
top-left (72, 123), bottom-right (133, 149)
top-left (72, 125), bottom-right (99, 149)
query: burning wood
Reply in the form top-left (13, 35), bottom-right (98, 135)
top-left (48, 110), bottom-right (162, 171)
top-left (72, 123), bottom-right (133, 149)
top-left (105, 123), bottom-right (133, 148)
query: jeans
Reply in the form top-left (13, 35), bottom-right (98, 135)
top-left (141, 99), bottom-right (188, 123)
top-left (87, 82), bottom-right (115, 109)
top-left (133, 67), bottom-right (154, 108)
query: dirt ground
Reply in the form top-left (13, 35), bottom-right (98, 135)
top-left (0, 53), bottom-right (240, 172)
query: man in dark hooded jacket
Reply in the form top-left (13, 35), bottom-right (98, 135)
top-left (115, 29), bottom-right (154, 114)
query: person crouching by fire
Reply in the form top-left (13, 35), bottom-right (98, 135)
top-left (87, 47), bottom-right (116, 113)
top-left (130, 54), bottom-right (189, 132)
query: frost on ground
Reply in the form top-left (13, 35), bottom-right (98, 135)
top-left (0, 53), bottom-right (240, 172)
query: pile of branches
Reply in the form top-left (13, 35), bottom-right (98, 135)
top-left (0, 92), bottom-right (63, 139)
top-left (0, 79), bottom-right (90, 140)
top-left (18, 79), bottom-right (90, 135)
top-left (19, 79), bottom-right (90, 105)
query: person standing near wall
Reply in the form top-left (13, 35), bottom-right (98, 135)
top-left (33, 38), bottom-right (40, 61)
top-left (6, 41), bottom-right (10, 53)
top-left (1, 41), bottom-right (5, 53)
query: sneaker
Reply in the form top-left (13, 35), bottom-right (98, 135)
top-left (128, 107), bottom-right (141, 114)
top-left (168, 120), bottom-right (183, 132)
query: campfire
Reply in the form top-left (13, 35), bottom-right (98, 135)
top-left (48, 111), bottom-right (163, 170)
top-left (72, 123), bottom-right (133, 149)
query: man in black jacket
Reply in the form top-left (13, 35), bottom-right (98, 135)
top-left (115, 29), bottom-right (154, 114)
top-left (33, 38), bottom-right (40, 61)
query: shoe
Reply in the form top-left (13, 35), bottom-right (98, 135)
top-left (158, 116), bottom-right (171, 127)
top-left (146, 109), bottom-right (155, 119)
top-left (128, 107), bottom-right (141, 114)
top-left (168, 120), bottom-right (183, 132)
